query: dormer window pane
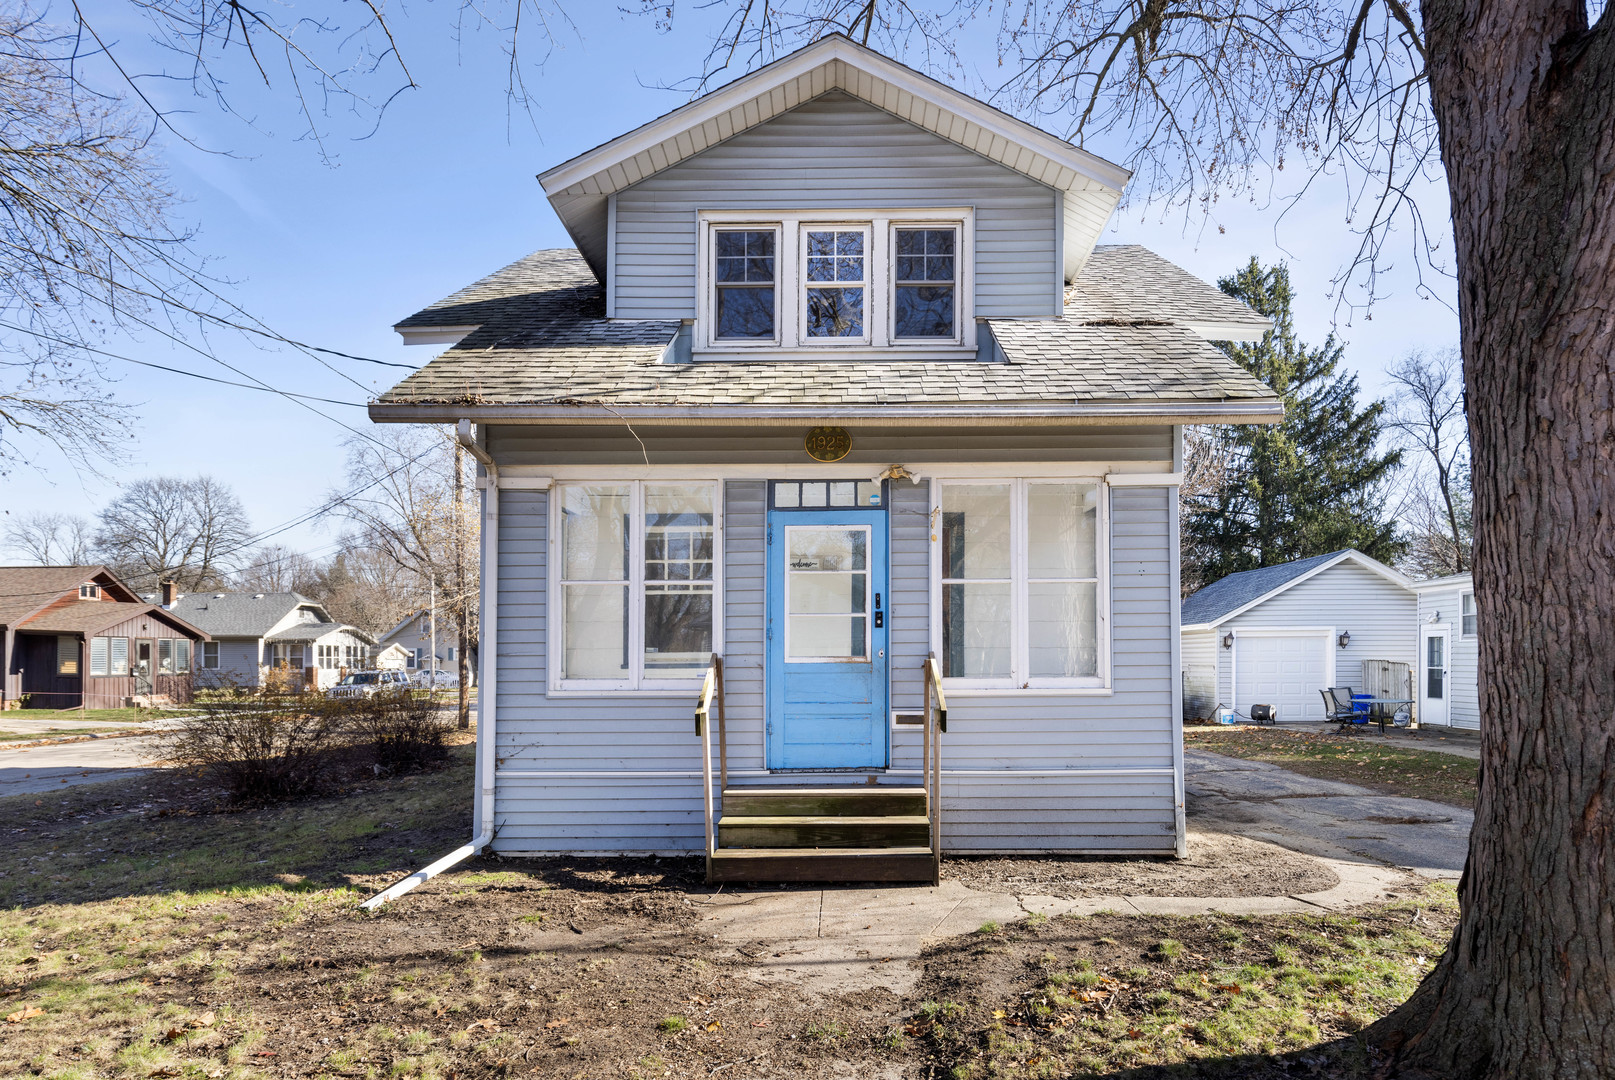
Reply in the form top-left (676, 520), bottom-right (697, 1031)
top-left (894, 227), bottom-right (957, 338)
top-left (714, 229), bottom-right (776, 340)
top-left (804, 228), bottom-right (868, 340)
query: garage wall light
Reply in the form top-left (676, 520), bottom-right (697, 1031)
top-left (1337, 630), bottom-right (1351, 649)
top-left (1221, 632), bottom-right (1234, 649)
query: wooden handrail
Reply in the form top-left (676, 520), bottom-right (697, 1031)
top-left (923, 652), bottom-right (946, 886)
top-left (694, 656), bottom-right (725, 882)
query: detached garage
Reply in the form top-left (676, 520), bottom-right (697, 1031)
top-left (1181, 549), bottom-right (1416, 723)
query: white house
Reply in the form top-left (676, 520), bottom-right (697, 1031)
top-left (169, 592), bottom-right (376, 691)
top-left (1181, 550), bottom-right (1416, 724)
top-left (1408, 571), bottom-right (1479, 730)
top-left (366, 36), bottom-right (1283, 888)
top-left (377, 608), bottom-right (476, 682)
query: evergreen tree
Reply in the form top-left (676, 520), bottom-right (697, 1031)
top-left (1183, 259), bottom-right (1403, 586)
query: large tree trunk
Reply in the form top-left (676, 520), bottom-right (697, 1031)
top-left (1372, 2), bottom-right (1615, 1077)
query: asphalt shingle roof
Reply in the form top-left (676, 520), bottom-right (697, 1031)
top-left (376, 248), bottom-right (1279, 410)
top-left (267, 623), bottom-right (376, 645)
top-left (168, 592), bottom-right (324, 639)
top-left (0, 566), bottom-right (109, 628)
top-left (1180, 550), bottom-right (1352, 627)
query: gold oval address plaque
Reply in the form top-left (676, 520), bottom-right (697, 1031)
top-left (804, 426), bottom-right (852, 462)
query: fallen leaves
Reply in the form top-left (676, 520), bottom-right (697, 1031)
top-left (466, 1017), bottom-right (500, 1032)
top-left (543, 1018), bottom-right (570, 1029)
top-left (7, 1005), bottom-right (44, 1023)
top-left (705, 1020), bottom-right (722, 1032)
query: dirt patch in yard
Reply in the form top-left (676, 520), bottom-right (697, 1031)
top-left (1186, 726), bottom-right (1479, 809)
top-left (944, 829), bottom-right (1340, 898)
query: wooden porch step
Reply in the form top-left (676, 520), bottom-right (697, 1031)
top-left (718, 814), bottom-right (930, 849)
top-left (708, 847), bottom-right (936, 884)
top-left (720, 786), bottom-right (927, 818)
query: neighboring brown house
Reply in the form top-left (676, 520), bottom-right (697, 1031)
top-left (0, 566), bottom-right (209, 710)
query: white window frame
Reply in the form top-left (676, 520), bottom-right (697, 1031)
top-left (79, 583), bottom-right (100, 599)
top-left (695, 208), bottom-right (975, 358)
top-left (706, 223), bottom-right (783, 348)
top-left (202, 641), bottom-right (219, 670)
top-left (798, 223), bottom-right (873, 347)
top-left (782, 522), bottom-right (873, 664)
top-left (1460, 590), bottom-right (1477, 638)
top-left (549, 479), bottom-right (724, 695)
top-left (929, 477), bottom-right (1111, 694)
top-left (889, 222), bottom-right (963, 345)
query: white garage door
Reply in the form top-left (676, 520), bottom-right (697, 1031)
top-left (1234, 634), bottom-right (1330, 722)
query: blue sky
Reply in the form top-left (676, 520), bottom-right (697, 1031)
top-left (3, 3), bottom-right (1458, 560)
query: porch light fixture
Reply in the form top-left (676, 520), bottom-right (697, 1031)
top-left (1338, 630), bottom-right (1351, 649)
top-left (1221, 632), bottom-right (1234, 649)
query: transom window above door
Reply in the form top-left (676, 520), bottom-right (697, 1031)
top-left (698, 210), bottom-right (974, 355)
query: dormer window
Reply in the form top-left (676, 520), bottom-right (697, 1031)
top-left (697, 210), bottom-right (973, 355)
top-left (79, 583), bottom-right (100, 600)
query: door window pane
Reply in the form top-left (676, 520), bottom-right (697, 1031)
top-left (1029, 582), bottom-right (1099, 678)
top-left (786, 527), bottom-right (868, 660)
top-left (1426, 636), bottom-right (1446, 699)
top-left (562, 485), bottom-right (629, 579)
top-left (941, 485), bottom-right (1011, 578)
top-left (563, 584), bottom-right (629, 679)
top-left (1028, 484), bottom-right (1099, 578)
top-left (714, 230), bottom-right (776, 340)
top-left (943, 583), bottom-right (1011, 679)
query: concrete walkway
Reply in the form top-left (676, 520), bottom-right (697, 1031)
top-left (0, 735), bottom-right (166, 797)
top-left (700, 855), bottom-right (1411, 996)
top-left (0, 716), bottom-right (147, 735)
top-left (1186, 748), bottom-right (1472, 879)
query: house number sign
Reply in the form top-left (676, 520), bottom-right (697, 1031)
top-left (804, 426), bottom-right (852, 462)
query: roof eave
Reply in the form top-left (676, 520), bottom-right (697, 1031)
top-left (369, 399), bottom-right (1284, 427)
top-left (538, 35), bottom-right (1131, 199)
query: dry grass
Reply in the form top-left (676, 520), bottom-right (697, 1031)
top-left (1185, 727), bottom-right (1478, 808)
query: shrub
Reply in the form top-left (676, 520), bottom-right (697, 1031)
top-left (347, 692), bottom-right (452, 774)
top-left (158, 690), bottom-right (349, 803)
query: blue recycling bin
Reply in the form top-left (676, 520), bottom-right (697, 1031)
top-left (1351, 693), bottom-right (1374, 722)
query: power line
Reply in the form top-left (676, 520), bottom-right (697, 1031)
top-left (115, 354), bottom-right (365, 408)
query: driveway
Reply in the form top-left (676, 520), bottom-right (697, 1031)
top-left (1186, 748), bottom-right (1471, 879)
top-left (0, 735), bottom-right (167, 798)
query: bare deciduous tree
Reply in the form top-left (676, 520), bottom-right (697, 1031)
top-left (234, 543), bottom-right (324, 596)
top-left (1, 510), bottom-right (94, 564)
top-left (1388, 347), bottom-right (1471, 577)
top-left (94, 475), bottom-right (252, 589)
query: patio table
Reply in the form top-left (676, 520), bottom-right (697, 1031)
top-left (1363, 697), bottom-right (1414, 735)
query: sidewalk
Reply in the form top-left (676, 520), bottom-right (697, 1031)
top-left (698, 855), bottom-right (1412, 995)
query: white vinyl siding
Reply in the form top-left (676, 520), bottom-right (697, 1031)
top-left (1415, 581), bottom-right (1480, 730)
top-left (612, 92), bottom-right (1060, 322)
top-left (1180, 627), bottom-right (1217, 721)
top-left (1208, 560), bottom-right (1416, 720)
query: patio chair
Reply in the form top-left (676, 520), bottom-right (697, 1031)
top-left (1320, 687), bottom-right (1359, 731)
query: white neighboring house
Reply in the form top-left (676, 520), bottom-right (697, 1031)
top-left (167, 592), bottom-right (377, 691)
top-left (376, 609), bottom-right (476, 685)
top-left (1407, 571), bottom-right (1479, 730)
top-left (1181, 550), bottom-right (1417, 723)
top-left (373, 642), bottom-right (412, 670)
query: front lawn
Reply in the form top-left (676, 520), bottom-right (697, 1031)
top-left (1185, 727), bottom-right (1478, 808)
top-left (1, 708), bottom-right (183, 726)
top-left (0, 744), bottom-right (1456, 1079)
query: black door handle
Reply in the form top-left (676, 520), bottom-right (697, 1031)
top-left (874, 592), bottom-right (884, 629)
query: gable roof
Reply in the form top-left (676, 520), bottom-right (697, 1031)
top-left (0, 566), bottom-right (140, 629)
top-left (21, 600), bottom-right (209, 639)
top-left (374, 247), bottom-right (1282, 426)
top-left (267, 622), bottom-right (377, 645)
top-left (1181, 549), bottom-right (1411, 628)
top-left (167, 592), bottom-right (329, 638)
top-left (536, 35), bottom-right (1130, 284)
top-left (378, 609), bottom-right (429, 643)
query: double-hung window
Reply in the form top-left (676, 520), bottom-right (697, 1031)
top-left (935, 479), bottom-right (1108, 690)
top-left (201, 641), bottom-right (219, 669)
top-left (802, 226), bottom-right (869, 342)
top-left (554, 481), bottom-right (718, 690)
top-left (713, 228), bottom-right (778, 342)
top-left (892, 227), bottom-right (956, 339)
top-left (1460, 591), bottom-right (1477, 637)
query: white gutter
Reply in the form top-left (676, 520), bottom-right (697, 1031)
top-left (361, 420), bottom-right (499, 910)
top-left (368, 401), bottom-right (1286, 426)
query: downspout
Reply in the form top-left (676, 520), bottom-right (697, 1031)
top-left (362, 420), bottom-right (498, 910)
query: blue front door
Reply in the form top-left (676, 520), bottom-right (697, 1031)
top-left (766, 496), bottom-right (889, 770)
